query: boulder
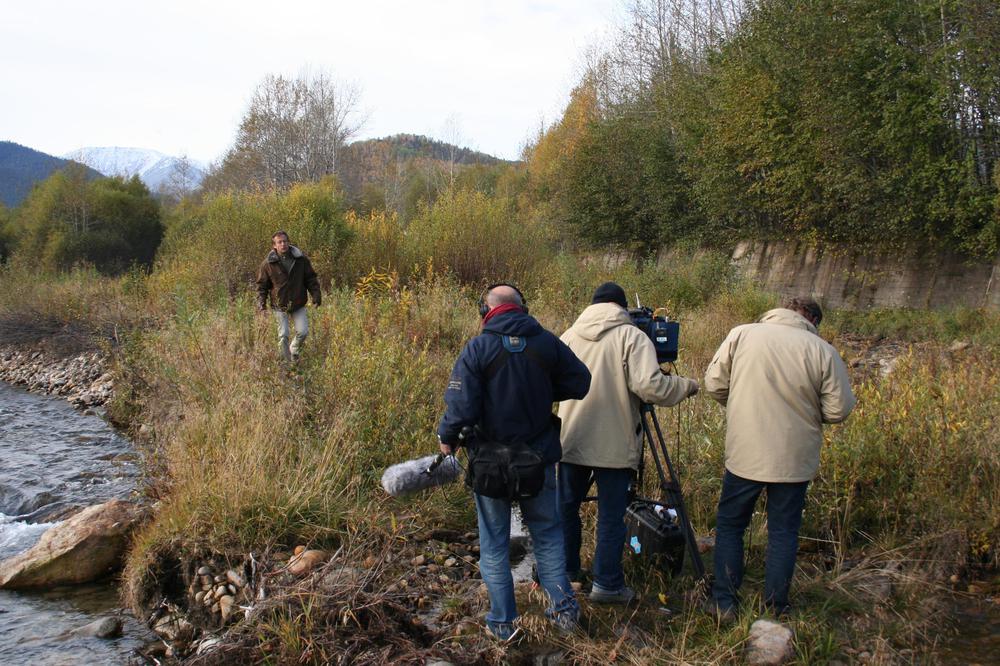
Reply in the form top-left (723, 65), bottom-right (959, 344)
top-left (69, 616), bottom-right (123, 639)
top-left (747, 619), bottom-right (795, 665)
top-left (0, 500), bottom-right (146, 589)
top-left (153, 610), bottom-right (196, 645)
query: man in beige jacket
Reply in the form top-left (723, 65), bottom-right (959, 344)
top-left (704, 298), bottom-right (855, 619)
top-left (558, 282), bottom-right (699, 603)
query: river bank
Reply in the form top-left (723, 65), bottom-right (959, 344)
top-left (0, 345), bottom-right (112, 410)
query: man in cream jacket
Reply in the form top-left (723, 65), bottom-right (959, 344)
top-left (704, 298), bottom-right (856, 619)
top-left (558, 282), bottom-right (699, 603)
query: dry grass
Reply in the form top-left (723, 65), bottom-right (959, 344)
top-left (3, 243), bottom-right (996, 663)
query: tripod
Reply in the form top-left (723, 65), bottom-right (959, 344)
top-left (633, 402), bottom-right (707, 581)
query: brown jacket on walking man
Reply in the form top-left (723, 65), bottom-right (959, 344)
top-left (256, 231), bottom-right (321, 361)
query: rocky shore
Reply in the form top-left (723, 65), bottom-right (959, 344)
top-left (0, 346), bottom-right (112, 408)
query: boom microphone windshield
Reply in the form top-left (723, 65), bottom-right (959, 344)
top-left (381, 454), bottom-right (462, 497)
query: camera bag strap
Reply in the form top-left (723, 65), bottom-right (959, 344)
top-left (467, 333), bottom-right (554, 501)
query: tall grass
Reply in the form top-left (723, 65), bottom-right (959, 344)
top-left (0, 263), bottom-right (152, 348)
top-left (115, 258), bottom-right (1000, 607)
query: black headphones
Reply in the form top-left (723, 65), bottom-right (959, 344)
top-left (478, 282), bottom-right (528, 318)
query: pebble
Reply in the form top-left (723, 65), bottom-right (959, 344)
top-left (196, 636), bottom-right (223, 656)
top-left (411, 555), bottom-right (426, 566)
top-left (288, 549), bottom-right (328, 575)
top-left (444, 558), bottom-right (457, 567)
top-left (219, 595), bottom-right (236, 622)
top-left (197, 566), bottom-right (212, 576)
top-left (226, 569), bottom-right (245, 588)
top-left (452, 621), bottom-right (477, 636)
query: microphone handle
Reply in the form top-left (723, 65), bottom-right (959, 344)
top-left (424, 453), bottom-right (447, 475)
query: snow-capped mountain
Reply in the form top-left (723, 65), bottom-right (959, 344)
top-left (64, 146), bottom-right (206, 193)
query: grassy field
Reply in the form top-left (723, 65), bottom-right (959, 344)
top-left (1, 226), bottom-right (997, 662)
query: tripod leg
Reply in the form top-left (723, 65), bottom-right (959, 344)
top-left (640, 405), bottom-right (707, 582)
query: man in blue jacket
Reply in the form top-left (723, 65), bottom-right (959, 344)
top-left (438, 283), bottom-right (591, 642)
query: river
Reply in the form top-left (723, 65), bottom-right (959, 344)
top-left (0, 381), bottom-right (151, 665)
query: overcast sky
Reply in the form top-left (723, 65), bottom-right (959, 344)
top-left (1, 0), bottom-right (620, 164)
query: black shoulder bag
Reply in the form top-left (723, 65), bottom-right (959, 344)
top-left (464, 334), bottom-right (553, 502)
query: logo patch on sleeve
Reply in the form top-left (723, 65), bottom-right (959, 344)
top-left (447, 380), bottom-right (462, 391)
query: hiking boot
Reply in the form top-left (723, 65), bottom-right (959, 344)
top-left (486, 622), bottom-right (523, 645)
top-left (589, 584), bottom-right (636, 604)
top-left (699, 597), bottom-right (737, 625)
top-left (765, 603), bottom-right (794, 619)
top-left (547, 609), bottom-right (581, 634)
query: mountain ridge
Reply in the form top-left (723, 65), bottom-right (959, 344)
top-left (0, 141), bottom-right (103, 208)
top-left (65, 146), bottom-right (206, 194)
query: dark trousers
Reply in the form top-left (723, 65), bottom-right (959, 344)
top-left (711, 470), bottom-right (809, 612)
top-left (559, 462), bottom-right (634, 591)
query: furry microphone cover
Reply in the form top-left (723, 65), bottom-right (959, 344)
top-left (380, 455), bottom-right (462, 497)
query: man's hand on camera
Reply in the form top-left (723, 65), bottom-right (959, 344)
top-left (438, 437), bottom-right (454, 456)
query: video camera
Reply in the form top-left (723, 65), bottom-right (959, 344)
top-left (628, 297), bottom-right (679, 364)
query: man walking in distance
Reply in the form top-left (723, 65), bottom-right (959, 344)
top-left (256, 231), bottom-right (322, 361)
top-left (557, 282), bottom-right (700, 604)
top-left (438, 284), bottom-right (591, 642)
top-left (704, 297), bottom-right (856, 619)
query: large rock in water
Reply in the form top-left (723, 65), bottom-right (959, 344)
top-left (0, 499), bottom-right (145, 589)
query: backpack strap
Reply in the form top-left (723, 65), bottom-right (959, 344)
top-left (483, 334), bottom-right (551, 381)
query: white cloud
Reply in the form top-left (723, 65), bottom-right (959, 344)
top-left (0, 0), bottom-right (618, 162)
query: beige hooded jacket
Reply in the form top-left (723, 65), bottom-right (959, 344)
top-left (704, 308), bottom-right (856, 483)
top-left (558, 302), bottom-right (698, 470)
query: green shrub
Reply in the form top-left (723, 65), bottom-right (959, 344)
top-left (13, 170), bottom-right (162, 274)
top-left (405, 187), bottom-right (553, 286)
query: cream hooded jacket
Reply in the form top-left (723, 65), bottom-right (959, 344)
top-left (557, 302), bottom-right (698, 470)
top-left (704, 308), bottom-right (856, 483)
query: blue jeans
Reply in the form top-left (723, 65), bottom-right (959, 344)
top-left (559, 462), bottom-right (633, 591)
top-left (274, 307), bottom-right (309, 360)
top-left (475, 464), bottom-right (578, 636)
top-left (712, 470), bottom-right (809, 612)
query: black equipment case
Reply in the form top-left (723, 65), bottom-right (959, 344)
top-left (625, 500), bottom-right (685, 575)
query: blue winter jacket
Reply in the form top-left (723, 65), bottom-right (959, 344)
top-left (437, 308), bottom-right (591, 464)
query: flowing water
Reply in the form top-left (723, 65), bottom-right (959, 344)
top-left (0, 381), bottom-right (151, 664)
